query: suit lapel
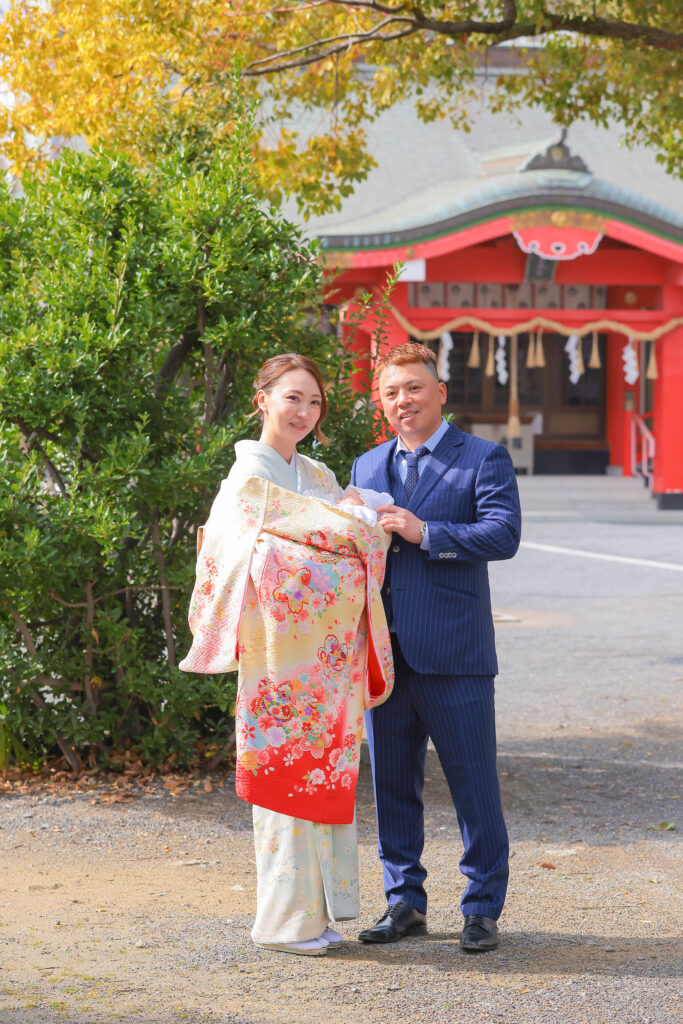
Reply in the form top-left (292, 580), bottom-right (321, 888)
top-left (408, 424), bottom-right (465, 511)
top-left (369, 439), bottom-right (397, 497)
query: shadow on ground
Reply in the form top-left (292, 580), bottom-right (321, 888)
top-left (329, 931), bottom-right (683, 979)
top-left (140, 718), bottom-right (681, 852)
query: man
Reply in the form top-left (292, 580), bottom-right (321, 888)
top-left (350, 342), bottom-right (521, 952)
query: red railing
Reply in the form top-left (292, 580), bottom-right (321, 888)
top-left (630, 411), bottom-right (656, 489)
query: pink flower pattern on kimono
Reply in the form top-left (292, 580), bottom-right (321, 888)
top-left (199, 557), bottom-right (217, 598)
top-left (266, 726), bottom-right (287, 748)
top-left (317, 634), bottom-right (350, 677)
top-left (272, 567), bottom-right (313, 614)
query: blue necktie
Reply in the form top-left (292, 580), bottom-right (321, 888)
top-left (404, 445), bottom-right (430, 499)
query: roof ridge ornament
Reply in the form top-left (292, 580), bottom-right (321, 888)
top-left (523, 129), bottom-right (591, 174)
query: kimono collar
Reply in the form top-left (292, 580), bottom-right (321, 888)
top-left (233, 439), bottom-right (298, 492)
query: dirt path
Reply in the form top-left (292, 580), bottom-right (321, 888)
top-left (1, 737), bottom-right (680, 1024)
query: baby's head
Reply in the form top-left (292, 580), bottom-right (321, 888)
top-left (339, 489), bottom-right (364, 507)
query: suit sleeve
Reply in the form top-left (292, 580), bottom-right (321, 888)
top-left (425, 445), bottom-right (521, 562)
top-left (349, 457), bottom-right (359, 488)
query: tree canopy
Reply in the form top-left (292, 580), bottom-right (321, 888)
top-left (0, 2), bottom-right (681, 215)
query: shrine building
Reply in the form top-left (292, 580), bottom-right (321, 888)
top-left (299, 112), bottom-right (683, 509)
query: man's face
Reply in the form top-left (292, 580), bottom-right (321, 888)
top-left (378, 361), bottom-right (447, 450)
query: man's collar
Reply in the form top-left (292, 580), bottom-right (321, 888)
top-left (395, 417), bottom-right (449, 456)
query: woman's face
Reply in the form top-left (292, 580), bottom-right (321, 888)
top-left (258, 368), bottom-right (323, 451)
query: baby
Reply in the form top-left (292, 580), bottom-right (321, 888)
top-left (301, 485), bottom-right (393, 526)
top-left (337, 486), bottom-right (394, 527)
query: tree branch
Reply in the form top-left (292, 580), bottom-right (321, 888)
top-left (413, 0), bottom-right (518, 36)
top-left (150, 513), bottom-right (176, 668)
top-left (245, 17), bottom-right (418, 74)
top-left (527, 13), bottom-right (681, 51)
top-left (48, 585), bottom-right (182, 609)
top-left (14, 416), bottom-right (98, 465)
top-left (15, 420), bottom-right (68, 497)
top-left (6, 606), bottom-right (84, 773)
top-left (209, 361), bottom-right (233, 426)
top-left (208, 729), bottom-right (236, 770)
top-left (154, 325), bottom-right (200, 399)
top-left (83, 582), bottom-right (99, 714)
top-left (198, 293), bottom-right (216, 430)
top-left (244, 0), bottom-right (682, 76)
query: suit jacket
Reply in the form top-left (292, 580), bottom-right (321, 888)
top-left (351, 423), bottom-right (521, 676)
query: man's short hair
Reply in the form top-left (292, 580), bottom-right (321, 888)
top-left (375, 342), bottom-right (440, 383)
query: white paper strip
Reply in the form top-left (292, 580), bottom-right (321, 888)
top-left (437, 332), bottom-right (453, 381)
top-left (564, 334), bottom-right (582, 385)
top-left (622, 338), bottom-right (639, 385)
top-left (495, 335), bottom-right (508, 385)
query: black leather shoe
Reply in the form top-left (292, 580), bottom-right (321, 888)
top-left (460, 914), bottom-right (498, 952)
top-left (358, 901), bottom-right (427, 944)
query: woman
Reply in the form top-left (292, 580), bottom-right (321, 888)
top-left (180, 354), bottom-right (393, 956)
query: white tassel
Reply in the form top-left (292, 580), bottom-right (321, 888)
top-left (437, 332), bottom-right (453, 381)
top-left (564, 335), bottom-right (581, 385)
top-left (622, 338), bottom-right (639, 385)
top-left (495, 336), bottom-right (508, 386)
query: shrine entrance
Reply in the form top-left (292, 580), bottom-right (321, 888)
top-left (320, 137), bottom-right (683, 506)
top-left (435, 331), bottom-right (608, 474)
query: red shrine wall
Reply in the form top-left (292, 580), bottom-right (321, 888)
top-left (327, 227), bottom-right (683, 505)
top-left (654, 285), bottom-right (683, 505)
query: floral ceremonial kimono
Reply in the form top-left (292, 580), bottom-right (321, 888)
top-left (180, 440), bottom-right (393, 943)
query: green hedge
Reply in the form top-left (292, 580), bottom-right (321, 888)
top-left (0, 127), bottom-right (378, 772)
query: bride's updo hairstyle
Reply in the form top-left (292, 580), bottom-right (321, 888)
top-left (252, 353), bottom-right (330, 445)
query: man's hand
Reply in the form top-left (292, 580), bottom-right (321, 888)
top-left (376, 504), bottom-right (425, 544)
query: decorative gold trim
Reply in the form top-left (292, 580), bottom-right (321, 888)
top-left (511, 210), bottom-right (608, 231)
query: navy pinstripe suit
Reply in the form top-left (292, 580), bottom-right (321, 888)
top-left (351, 423), bottom-right (521, 919)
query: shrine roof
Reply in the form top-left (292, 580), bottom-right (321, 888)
top-left (280, 93), bottom-right (683, 252)
top-left (315, 168), bottom-right (683, 250)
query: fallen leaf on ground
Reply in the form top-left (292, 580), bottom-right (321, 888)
top-left (540, 862), bottom-right (557, 869)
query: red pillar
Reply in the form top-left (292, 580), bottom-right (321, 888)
top-left (346, 326), bottom-right (373, 393)
top-left (652, 293), bottom-right (683, 506)
top-left (605, 333), bottom-right (629, 474)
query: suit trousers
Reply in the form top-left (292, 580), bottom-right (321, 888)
top-left (365, 636), bottom-right (509, 919)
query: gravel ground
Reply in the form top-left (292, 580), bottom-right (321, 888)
top-left (1, 476), bottom-right (681, 1024)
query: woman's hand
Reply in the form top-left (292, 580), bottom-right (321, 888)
top-left (376, 504), bottom-right (425, 544)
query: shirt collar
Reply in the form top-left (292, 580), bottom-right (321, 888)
top-left (395, 417), bottom-right (449, 458)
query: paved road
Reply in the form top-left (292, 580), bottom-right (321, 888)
top-left (493, 475), bottom-right (683, 743)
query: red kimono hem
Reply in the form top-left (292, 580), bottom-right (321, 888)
top-left (236, 770), bottom-right (357, 826)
